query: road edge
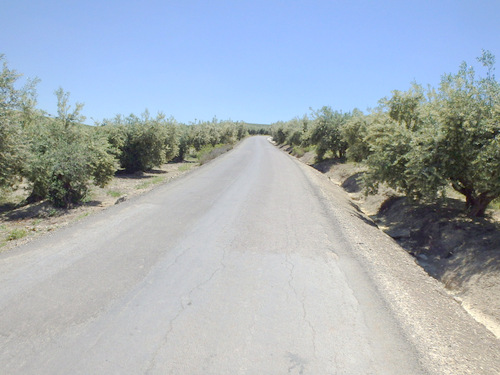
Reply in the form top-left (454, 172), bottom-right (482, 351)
top-left (272, 140), bottom-right (500, 375)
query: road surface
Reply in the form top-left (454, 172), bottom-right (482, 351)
top-left (0, 136), bottom-right (498, 374)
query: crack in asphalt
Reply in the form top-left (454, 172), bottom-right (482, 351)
top-left (145, 245), bottom-right (227, 374)
top-left (284, 253), bottom-right (318, 361)
top-left (300, 292), bottom-right (318, 360)
top-left (284, 253), bottom-right (296, 298)
top-left (65, 242), bottom-right (195, 374)
top-left (4, 137), bottom-right (497, 374)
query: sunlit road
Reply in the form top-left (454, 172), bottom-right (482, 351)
top-left (0, 137), bottom-right (498, 374)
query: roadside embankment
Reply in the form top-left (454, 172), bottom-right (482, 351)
top-left (275, 141), bottom-right (500, 339)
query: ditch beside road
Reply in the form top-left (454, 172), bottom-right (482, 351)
top-left (281, 144), bottom-right (500, 339)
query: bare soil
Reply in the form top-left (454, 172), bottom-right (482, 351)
top-left (0, 161), bottom-right (197, 252)
top-left (281, 145), bottom-right (500, 338)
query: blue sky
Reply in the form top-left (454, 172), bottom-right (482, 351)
top-left (1, 0), bottom-right (499, 124)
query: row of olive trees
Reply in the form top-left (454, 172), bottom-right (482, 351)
top-left (270, 108), bottom-right (358, 161)
top-left (98, 112), bottom-right (179, 173)
top-left (0, 55), bottom-right (248, 208)
top-left (25, 90), bottom-right (118, 207)
top-left (364, 53), bottom-right (499, 217)
top-left (271, 51), bottom-right (499, 217)
top-left (98, 116), bottom-right (247, 171)
top-left (1, 56), bottom-right (117, 207)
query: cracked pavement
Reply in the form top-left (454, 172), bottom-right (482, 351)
top-left (0, 137), bottom-right (498, 374)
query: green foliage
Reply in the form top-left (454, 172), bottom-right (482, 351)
top-left (191, 123), bottom-right (219, 150)
top-left (382, 83), bottom-right (425, 130)
top-left (341, 110), bottom-right (371, 162)
top-left (135, 176), bottom-right (165, 190)
top-left (0, 54), bottom-right (247, 211)
top-left (175, 130), bottom-right (192, 162)
top-left (176, 119), bottom-right (245, 161)
top-left (310, 107), bottom-right (350, 161)
top-left (106, 190), bottom-right (122, 198)
top-left (196, 144), bottom-right (233, 165)
top-left (178, 164), bottom-right (192, 172)
top-left (2, 51), bottom-right (497, 218)
top-left (363, 110), bottom-right (445, 201)
top-left (490, 197), bottom-right (500, 210)
top-left (0, 56), bottom-right (117, 208)
top-left (363, 51), bottom-right (500, 216)
top-left (363, 115), bottom-right (415, 195)
top-left (98, 121), bottom-right (126, 159)
top-left (101, 111), bottom-right (179, 173)
top-left (432, 56), bottom-right (500, 216)
top-left (88, 131), bottom-right (118, 188)
top-left (286, 116), bottom-right (309, 146)
top-left (25, 89), bottom-right (117, 207)
top-left (163, 117), bottom-right (179, 161)
top-left (291, 146), bottom-right (306, 158)
top-left (7, 228), bottom-right (27, 241)
top-left (270, 121), bottom-right (291, 145)
top-left (236, 122), bottom-right (250, 139)
top-left (270, 116), bottom-right (309, 147)
top-left (0, 55), bottom-right (32, 191)
top-left (288, 129), bottom-right (303, 146)
top-left (269, 51), bottom-right (498, 218)
top-left (121, 120), bottom-right (166, 172)
top-left (245, 123), bottom-right (271, 135)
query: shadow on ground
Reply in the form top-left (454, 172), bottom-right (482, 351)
top-left (115, 169), bottom-right (168, 179)
top-left (373, 196), bottom-right (500, 288)
top-left (0, 199), bottom-right (106, 222)
top-left (2, 201), bottom-right (66, 221)
top-left (279, 146), bottom-right (500, 332)
top-left (308, 157), bottom-right (500, 291)
top-left (311, 158), bottom-right (344, 174)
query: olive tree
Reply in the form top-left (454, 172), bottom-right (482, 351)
top-left (25, 89), bottom-right (117, 207)
top-left (270, 121), bottom-right (290, 145)
top-left (433, 52), bottom-right (500, 216)
top-left (101, 111), bottom-right (179, 173)
top-left (0, 55), bottom-right (33, 191)
top-left (363, 51), bottom-right (499, 216)
top-left (310, 106), bottom-right (350, 161)
top-left (341, 109), bottom-right (371, 162)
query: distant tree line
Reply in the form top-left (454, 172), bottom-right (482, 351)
top-left (0, 54), bottom-right (248, 208)
top-left (271, 50), bottom-right (499, 217)
top-left (3, 51), bottom-right (498, 216)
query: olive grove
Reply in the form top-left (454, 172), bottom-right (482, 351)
top-left (0, 55), bottom-right (248, 208)
top-left (271, 51), bottom-right (499, 217)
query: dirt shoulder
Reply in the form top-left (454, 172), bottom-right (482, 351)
top-left (0, 161), bottom-right (197, 252)
top-left (0, 140), bottom-right (240, 252)
top-left (275, 142), bottom-right (500, 339)
top-left (296, 159), bottom-right (500, 375)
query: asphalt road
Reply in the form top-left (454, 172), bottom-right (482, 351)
top-left (0, 137), bottom-right (498, 374)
